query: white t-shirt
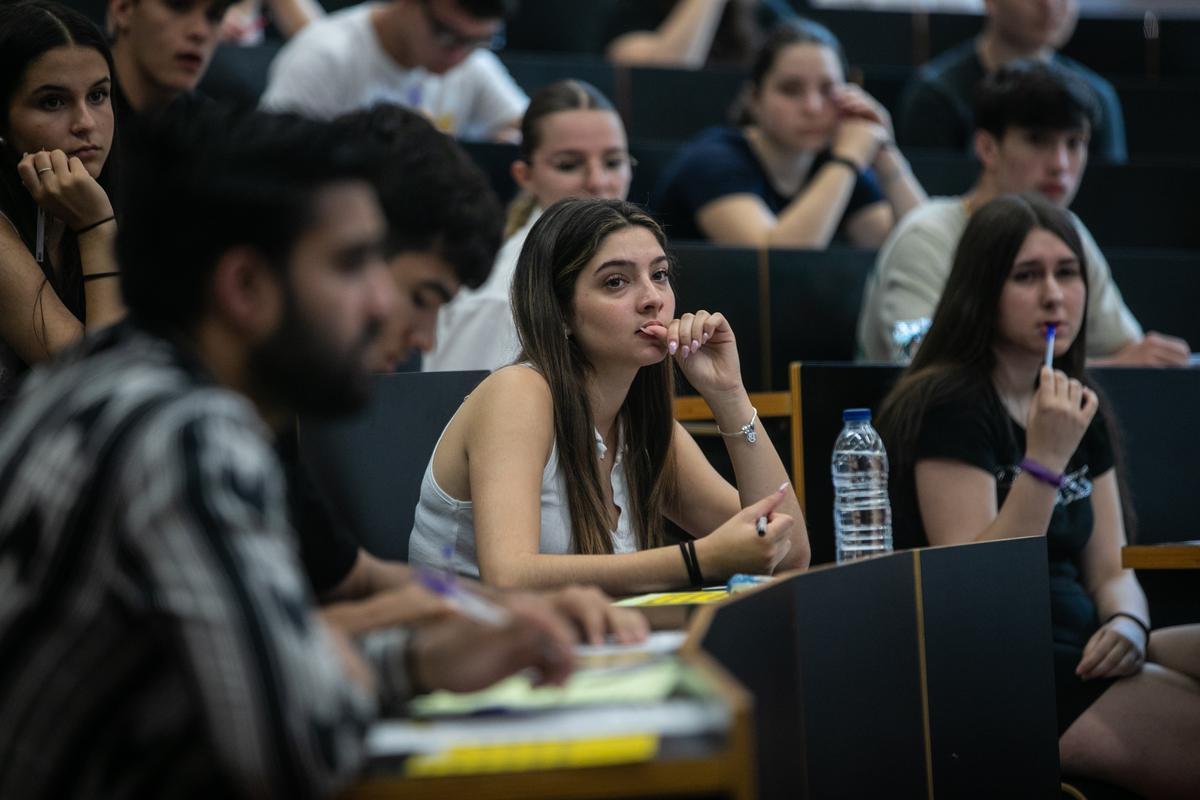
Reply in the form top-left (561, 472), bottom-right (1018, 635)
top-left (261, 3), bottom-right (528, 141)
top-left (422, 208), bottom-right (538, 372)
top-left (856, 197), bottom-right (1143, 362)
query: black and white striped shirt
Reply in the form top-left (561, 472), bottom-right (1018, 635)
top-left (0, 322), bottom-right (375, 799)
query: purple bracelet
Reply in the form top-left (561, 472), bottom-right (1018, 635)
top-left (1019, 458), bottom-right (1064, 488)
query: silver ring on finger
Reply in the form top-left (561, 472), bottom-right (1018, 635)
top-left (36, 167), bottom-right (53, 175)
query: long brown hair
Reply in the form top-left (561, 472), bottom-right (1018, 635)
top-left (510, 197), bottom-right (677, 555)
top-left (877, 194), bottom-right (1090, 475)
top-left (733, 17), bottom-right (847, 126)
top-left (506, 80), bottom-right (619, 237)
top-left (0, 0), bottom-right (120, 356)
top-left (875, 193), bottom-right (1146, 545)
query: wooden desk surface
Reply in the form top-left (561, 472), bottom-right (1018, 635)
top-left (1122, 541), bottom-right (1200, 570)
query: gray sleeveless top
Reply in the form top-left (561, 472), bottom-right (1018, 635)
top-left (408, 412), bottom-right (637, 577)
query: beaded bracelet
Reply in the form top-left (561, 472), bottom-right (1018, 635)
top-left (717, 407), bottom-right (758, 445)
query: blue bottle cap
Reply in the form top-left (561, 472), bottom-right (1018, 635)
top-left (843, 408), bottom-right (871, 422)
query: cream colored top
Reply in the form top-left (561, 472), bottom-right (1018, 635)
top-left (857, 197), bottom-right (1142, 362)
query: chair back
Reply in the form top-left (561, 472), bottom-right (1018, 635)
top-left (298, 370), bottom-right (488, 561)
top-left (1089, 367), bottom-right (1200, 546)
top-left (1105, 249), bottom-right (1200, 350)
top-left (672, 243), bottom-right (766, 391)
top-left (459, 141), bottom-right (520, 205)
top-left (627, 65), bottom-right (746, 141)
top-left (769, 249), bottom-right (877, 389)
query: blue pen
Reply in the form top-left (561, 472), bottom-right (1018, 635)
top-left (418, 546), bottom-right (512, 627)
top-left (1044, 324), bottom-right (1056, 370)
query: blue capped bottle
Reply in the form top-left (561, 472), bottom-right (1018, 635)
top-left (832, 409), bottom-right (893, 562)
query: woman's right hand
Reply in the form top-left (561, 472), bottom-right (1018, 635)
top-left (17, 149), bottom-right (114, 232)
top-left (830, 85), bottom-right (890, 172)
top-left (695, 485), bottom-right (795, 579)
top-left (831, 119), bottom-right (888, 171)
top-left (1025, 366), bottom-right (1099, 474)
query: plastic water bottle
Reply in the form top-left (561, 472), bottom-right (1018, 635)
top-left (832, 409), bottom-right (893, 563)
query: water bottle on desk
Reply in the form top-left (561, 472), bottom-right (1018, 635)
top-left (832, 408), bottom-right (893, 563)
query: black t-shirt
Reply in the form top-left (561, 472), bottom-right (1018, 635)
top-left (892, 382), bottom-right (1114, 649)
top-left (650, 126), bottom-right (884, 242)
top-left (275, 426), bottom-right (361, 597)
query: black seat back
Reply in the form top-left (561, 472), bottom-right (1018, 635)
top-left (1106, 249), bottom-right (1200, 349)
top-left (1089, 367), bottom-right (1200, 547)
top-left (769, 249), bottom-right (877, 389)
top-left (672, 243), bottom-right (765, 391)
top-left (298, 370), bottom-right (488, 561)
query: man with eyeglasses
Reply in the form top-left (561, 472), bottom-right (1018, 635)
top-left (261, 0), bottom-right (526, 142)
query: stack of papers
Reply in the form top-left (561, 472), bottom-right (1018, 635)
top-left (365, 631), bottom-right (729, 774)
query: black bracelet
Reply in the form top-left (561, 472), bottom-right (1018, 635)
top-left (678, 540), bottom-right (704, 588)
top-left (826, 154), bottom-right (861, 174)
top-left (74, 215), bottom-right (115, 235)
top-left (678, 543), bottom-right (694, 585)
top-left (82, 271), bottom-right (120, 282)
top-left (1105, 612), bottom-right (1151, 647)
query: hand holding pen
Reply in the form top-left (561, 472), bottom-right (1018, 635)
top-left (405, 605), bottom-right (576, 693)
top-left (412, 554), bottom-right (575, 690)
top-left (419, 563), bottom-right (513, 627)
top-left (1025, 366), bottom-right (1099, 476)
top-left (422, 548), bottom-right (648, 647)
top-left (695, 483), bottom-right (795, 580)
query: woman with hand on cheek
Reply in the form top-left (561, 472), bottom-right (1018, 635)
top-left (652, 18), bottom-right (925, 249)
top-left (876, 193), bottom-right (1200, 798)
top-left (0, 0), bottom-right (124, 405)
top-left (410, 198), bottom-right (810, 595)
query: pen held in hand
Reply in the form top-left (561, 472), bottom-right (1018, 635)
top-left (756, 515), bottom-right (767, 537)
top-left (1044, 324), bottom-right (1056, 370)
top-left (418, 568), bottom-right (512, 627)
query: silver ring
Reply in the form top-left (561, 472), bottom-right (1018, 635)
top-left (36, 167), bottom-right (53, 175)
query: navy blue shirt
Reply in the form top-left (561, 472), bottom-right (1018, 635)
top-left (896, 40), bottom-right (1127, 163)
top-left (650, 126), bottom-right (885, 243)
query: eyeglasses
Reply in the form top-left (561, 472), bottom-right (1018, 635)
top-left (419, 0), bottom-right (506, 52)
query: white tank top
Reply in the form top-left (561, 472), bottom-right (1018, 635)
top-left (408, 417), bottom-right (638, 578)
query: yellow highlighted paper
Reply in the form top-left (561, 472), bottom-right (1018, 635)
top-left (615, 590), bottom-right (729, 607)
top-left (405, 734), bottom-right (660, 776)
